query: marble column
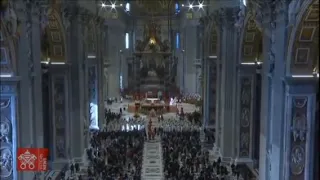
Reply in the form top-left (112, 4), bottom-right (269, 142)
top-left (66, 7), bottom-right (85, 160)
top-left (267, 7), bottom-right (288, 180)
top-left (31, 2), bottom-right (44, 149)
top-left (183, 20), bottom-right (197, 93)
top-left (102, 24), bottom-right (109, 99)
top-left (14, 1), bottom-right (35, 179)
top-left (218, 8), bottom-right (239, 160)
top-left (106, 22), bottom-right (125, 98)
top-left (96, 19), bottom-right (105, 129)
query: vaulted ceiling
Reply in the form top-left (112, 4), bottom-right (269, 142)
top-left (129, 0), bottom-right (183, 17)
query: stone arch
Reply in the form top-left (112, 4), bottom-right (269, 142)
top-left (86, 19), bottom-right (98, 56)
top-left (0, 16), bottom-right (18, 74)
top-left (240, 14), bottom-right (263, 63)
top-left (287, 0), bottom-right (319, 75)
top-left (41, 8), bottom-right (66, 62)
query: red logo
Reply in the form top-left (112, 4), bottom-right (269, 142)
top-left (17, 148), bottom-right (49, 171)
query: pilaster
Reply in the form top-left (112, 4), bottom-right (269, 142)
top-left (96, 18), bottom-right (105, 129)
top-left (236, 64), bottom-right (259, 164)
top-left (106, 21), bottom-right (125, 97)
top-left (64, 5), bottom-right (85, 160)
top-left (283, 77), bottom-right (318, 180)
top-left (183, 20), bottom-right (197, 93)
top-left (31, 2), bottom-right (44, 149)
top-left (216, 7), bottom-right (239, 160)
top-left (14, 1), bottom-right (35, 179)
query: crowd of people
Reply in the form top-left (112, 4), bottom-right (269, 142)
top-left (82, 129), bottom-right (145, 180)
top-left (161, 130), bottom-right (240, 180)
top-left (56, 95), bottom-right (247, 180)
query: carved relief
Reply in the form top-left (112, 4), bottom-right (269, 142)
top-left (290, 145), bottom-right (305, 175)
top-left (240, 132), bottom-right (250, 156)
top-left (239, 77), bottom-right (252, 157)
top-left (0, 95), bottom-right (14, 180)
top-left (53, 77), bottom-right (67, 159)
top-left (290, 96), bottom-right (308, 178)
top-left (240, 107), bottom-right (250, 127)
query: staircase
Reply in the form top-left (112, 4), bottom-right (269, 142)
top-left (141, 137), bottom-right (164, 180)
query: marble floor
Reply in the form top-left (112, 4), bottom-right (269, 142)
top-left (142, 137), bottom-right (164, 180)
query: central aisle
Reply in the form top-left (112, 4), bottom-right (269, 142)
top-left (141, 137), bottom-right (164, 180)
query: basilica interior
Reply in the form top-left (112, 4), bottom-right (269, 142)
top-left (0, 0), bottom-right (319, 180)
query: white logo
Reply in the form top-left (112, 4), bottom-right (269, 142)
top-left (18, 150), bottom-right (37, 169)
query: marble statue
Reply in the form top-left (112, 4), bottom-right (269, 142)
top-left (235, 7), bottom-right (245, 29)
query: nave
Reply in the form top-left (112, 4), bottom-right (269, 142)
top-left (56, 99), bottom-right (251, 180)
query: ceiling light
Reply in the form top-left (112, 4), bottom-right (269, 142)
top-left (101, 3), bottom-right (106, 7)
top-left (181, 4), bottom-right (184, 7)
top-left (189, 4), bottom-right (193, 9)
top-left (111, 3), bottom-right (116, 9)
top-left (199, 3), bottom-right (203, 8)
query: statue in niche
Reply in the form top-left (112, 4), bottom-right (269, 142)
top-left (0, 147), bottom-right (13, 178)
top-left (291, 113), bottom-right (306, 142)
top-left (0, 117), bottom-right (10, 143)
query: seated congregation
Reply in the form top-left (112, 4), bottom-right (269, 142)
top-left (59, 103), bottom-right (243, 180)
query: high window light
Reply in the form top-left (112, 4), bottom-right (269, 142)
top-left (175, 2), bottom-right (180, 13)
top-left (125, 33), bottom-right (129, 49)
top-left (176, 32), bottom-right (180, 49)
top-left (125, 2), bottom-right (130, 12)
top-left (120, 75), bottom-right (123, 90)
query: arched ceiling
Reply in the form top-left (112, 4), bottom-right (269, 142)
top-left (242, 15), bottom-right (263, 62)
top-left (41, 8), bottom-right (66, 62)
top-left (291, 0), bottom-right (319, 74)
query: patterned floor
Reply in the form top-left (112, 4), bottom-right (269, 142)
top-left (142, 138), bottom-right (164, 180)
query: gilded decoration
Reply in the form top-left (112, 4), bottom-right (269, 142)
top-left (135, 0), bottom-right (176, 15)
top-left (0, 96), bottom-right (13, 180)
top-left (41, 9), bottom-right (66, 62)
top-left (291, 1), bottom-right (319, 74)
top-left (53, 77), bottom-right (67, 159)
top-left (290, 96), bottom-right (308, 178)
top-left (242, 16), bottom-right (263, 62)
top-left (239, 77), bottom-right (252, 157)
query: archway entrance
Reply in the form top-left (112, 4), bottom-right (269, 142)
top-left (40, 2), bottom-right (67, 160)
top-left (288, 0), bottom-right (319, 75)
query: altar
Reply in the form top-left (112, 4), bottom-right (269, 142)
top-left (127, 98), bottom-right (177, 114)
